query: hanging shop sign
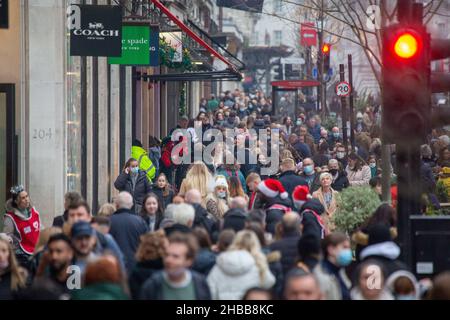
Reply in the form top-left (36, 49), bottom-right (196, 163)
top-left (70, 5), bottom-right (122, 57)
top-left (0, 0), bottom-right (8, 29)
top-left (300, 22), bottom-right (317, 47)
top-left (108, 25), bottom-right (159, 66)
top-left (160, 32), bottom-right (183, 62)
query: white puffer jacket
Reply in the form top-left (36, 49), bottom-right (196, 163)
top-left (207, 250), bottom-right (275, 300)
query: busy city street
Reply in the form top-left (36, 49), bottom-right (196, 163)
top-left (1, 0), bottom-right (450, 307)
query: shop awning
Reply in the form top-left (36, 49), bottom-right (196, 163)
top-left (147, 0), bottom-right (242, 81)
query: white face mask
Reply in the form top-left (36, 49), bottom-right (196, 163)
top-left (337, 152), bottom-right (345, 159)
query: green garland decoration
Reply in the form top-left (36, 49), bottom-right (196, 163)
top-left (179, 82), bottom-right (187, 117)
top-left (159, 37), bottom-right (193, 71)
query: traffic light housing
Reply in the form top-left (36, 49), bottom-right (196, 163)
top-left (322, 43), bottom-right (331, 73)
top-left (382, 24), bottom-right (430, 144)
top-left (273, 63), bottom-right (283, 80)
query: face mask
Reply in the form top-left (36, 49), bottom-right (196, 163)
top-left (337, 152), bottom-right (345, 159)
top-left (304, 165), bottom-right (314, 175)
top-left (239, 107), bottom-right (246, 112)
top-left (357, 119), bottom-right (363, 123)
top-left (333, 133), bottom-right (340, 138)
top-left (228, 118), bottom-right (235, 124)
top-left (296, 120), bottom-right (302, 126)
top-left (0, 260), bottom-right (9, 270)
top-left (217, 191), bottom-right (227, 199)
top-left (369, 163), bottom-right (376, 168)
top-left (396, 294), bottom-right (416, 300)
top-left (336, 248), bottom-right (353, 267)
top-left (329, 169), bottom-right (338, 175)
top-left (131, 167), bottom-right (139, 174)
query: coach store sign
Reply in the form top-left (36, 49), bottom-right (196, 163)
top-left (68, 4), bottom-right (122, 57)
top-left (0, 0), bottom-right (8, 29)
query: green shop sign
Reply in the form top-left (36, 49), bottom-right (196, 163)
top-left (108, 25), bottom-right (159, 66)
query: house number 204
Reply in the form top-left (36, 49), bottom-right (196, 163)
top-left (33, 128), bottom-right (52, 140)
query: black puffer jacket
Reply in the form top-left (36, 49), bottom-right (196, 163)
top-left (192, 249), bottom-right (217, 276)
top-left (151, 185), bottom-right (175, 210)
top-left (331, 171), bottom-right (350, 191)
top-left (264, 196), bottom-right (293, 235)
top-left (191, 203), bottom-right (220, 243)
top-left (114, 171), bottom-right (152, 207)
top-left (269, 230), bottom-right (301, 275)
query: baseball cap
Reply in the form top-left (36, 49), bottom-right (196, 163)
top-left (71, 221), bottom-right (95, 239)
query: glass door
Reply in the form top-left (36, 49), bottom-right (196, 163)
top-left (0, 84), bottom-right (16, 229)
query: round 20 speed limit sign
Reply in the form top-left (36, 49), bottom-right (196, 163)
top-left (336, 81), bottom-right (352, 97)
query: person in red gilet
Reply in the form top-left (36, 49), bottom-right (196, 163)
top-left (4, 185), bottom-right (41, 270)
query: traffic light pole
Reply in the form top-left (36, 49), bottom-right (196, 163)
top-left (396, 142), bottom-right (421, 270)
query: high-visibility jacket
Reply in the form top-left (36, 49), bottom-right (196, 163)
top-left (131, 145), bottom-right (156, 182)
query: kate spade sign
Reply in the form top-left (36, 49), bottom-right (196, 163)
top-left (69, 5), bottom-right (122, 57)
top-left (108, 25), bottom-right (159, 66)
top-left (0, 0), bottom-right (8, 29)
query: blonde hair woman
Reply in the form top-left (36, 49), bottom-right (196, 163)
top-left (312, 172), bottom-right (339, 231)
top-left (207, 230), bottom-right (275, 300)
top-left (0, 236), bottom-right (27, 299)
top-left (206, 175), bottom-right (231, 220)
top-left (178, 161), bottom-right (213, 205)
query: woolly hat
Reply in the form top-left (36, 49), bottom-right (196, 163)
top-left (257, 179), bottom-right (288, 199)
top-left (292, 185), bottom-right (312, 209)
top-left (214, 175), bottom-right (228, 189)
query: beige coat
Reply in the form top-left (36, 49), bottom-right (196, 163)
top-left (345, 165), bottom-right (371, 186)
top-left (312, 188), bottom-right (339, 231)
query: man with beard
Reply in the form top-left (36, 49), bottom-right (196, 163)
top-left (140, 232), bottom-right (211, 300)
top-left (36, 233), bottom-right (74, 294)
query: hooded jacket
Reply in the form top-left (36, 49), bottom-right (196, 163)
top-left (359, 241), bottom-right (408, 277)
top-left (207, 250), bottom-right (275, 300)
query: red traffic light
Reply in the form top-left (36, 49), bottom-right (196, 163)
top-left (321, 43), bottom-right (331, 55)
top-left (394, 33), bottom-right (419, 59)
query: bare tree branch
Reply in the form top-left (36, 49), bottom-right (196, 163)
top-left (425, 0), bottom-right (444, 25)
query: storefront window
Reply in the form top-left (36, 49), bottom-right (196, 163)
top-left (66, 0), bottom-right (82, 192)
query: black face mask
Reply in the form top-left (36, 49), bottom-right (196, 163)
top-left (228, 118), bottom-right (235, 124)
top-left (329, 169), bottom-right (338, 175)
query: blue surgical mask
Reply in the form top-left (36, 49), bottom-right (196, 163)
top-left (369, 163), bottom-right (376, 168)
top-left (304, 165), bottom-right (314, 175)
top-left (296, 120), bottom-right (302, 126)
top-left (333, 133), bottom-right (340, 138)
top-left (396, 294), bottom-right (416, 300)
top-left (336, 248), bottom-right (353, 267)
top-left (217, 191), bottom-right (227, 199)
top-left (131, 167), bottom-right (139, 174)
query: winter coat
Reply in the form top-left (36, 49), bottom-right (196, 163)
top-left (292, 142), bottom-right (312, 159)
top-left (192, 249), bottom-right (217, 276)
top-left (0, 271), bottom-right (14, 300)
top-left (299, 172), bottom-right (321, 193)
top-left (331, 171), bottom-right (350, 191)
top-left (191, 203), bottom-right (220, 243)
top-left (264, 196), bottom-right (293, 235)
top-left (269, 231), bottom-right (301, 275)
top-left (359, 241), bottom-right (408, 277)
top-left (151, 185), bottom-right (174, 210)
top-left (300, 199), bottom-right (327, 239)
top-left (207, 250), bottom-right (275, 300)
top-left (4, 199), bottom-right (43, 265)
top-left (109, 208), bottom-right (149, 272)
top-left (314, 260), bottom-right (352, 300)
top-left (128, 258), bottom-right (164, 299)
top-left (140, 270), bottom-right (211, 300)
top-left (345, 165), bottom-right (371, 186)
top-left (312, 188), bottom-right (339, 227)
top-left (263, 248), bottom-right (284, 299)
top-left (71, 282), bottom-right (129, 300)
top-left (279, 170), bottom-right (308, 202)
top-left (308, 124), bottom-right (322, 144)
top-left (114, 171), bottom-right (153, 210)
